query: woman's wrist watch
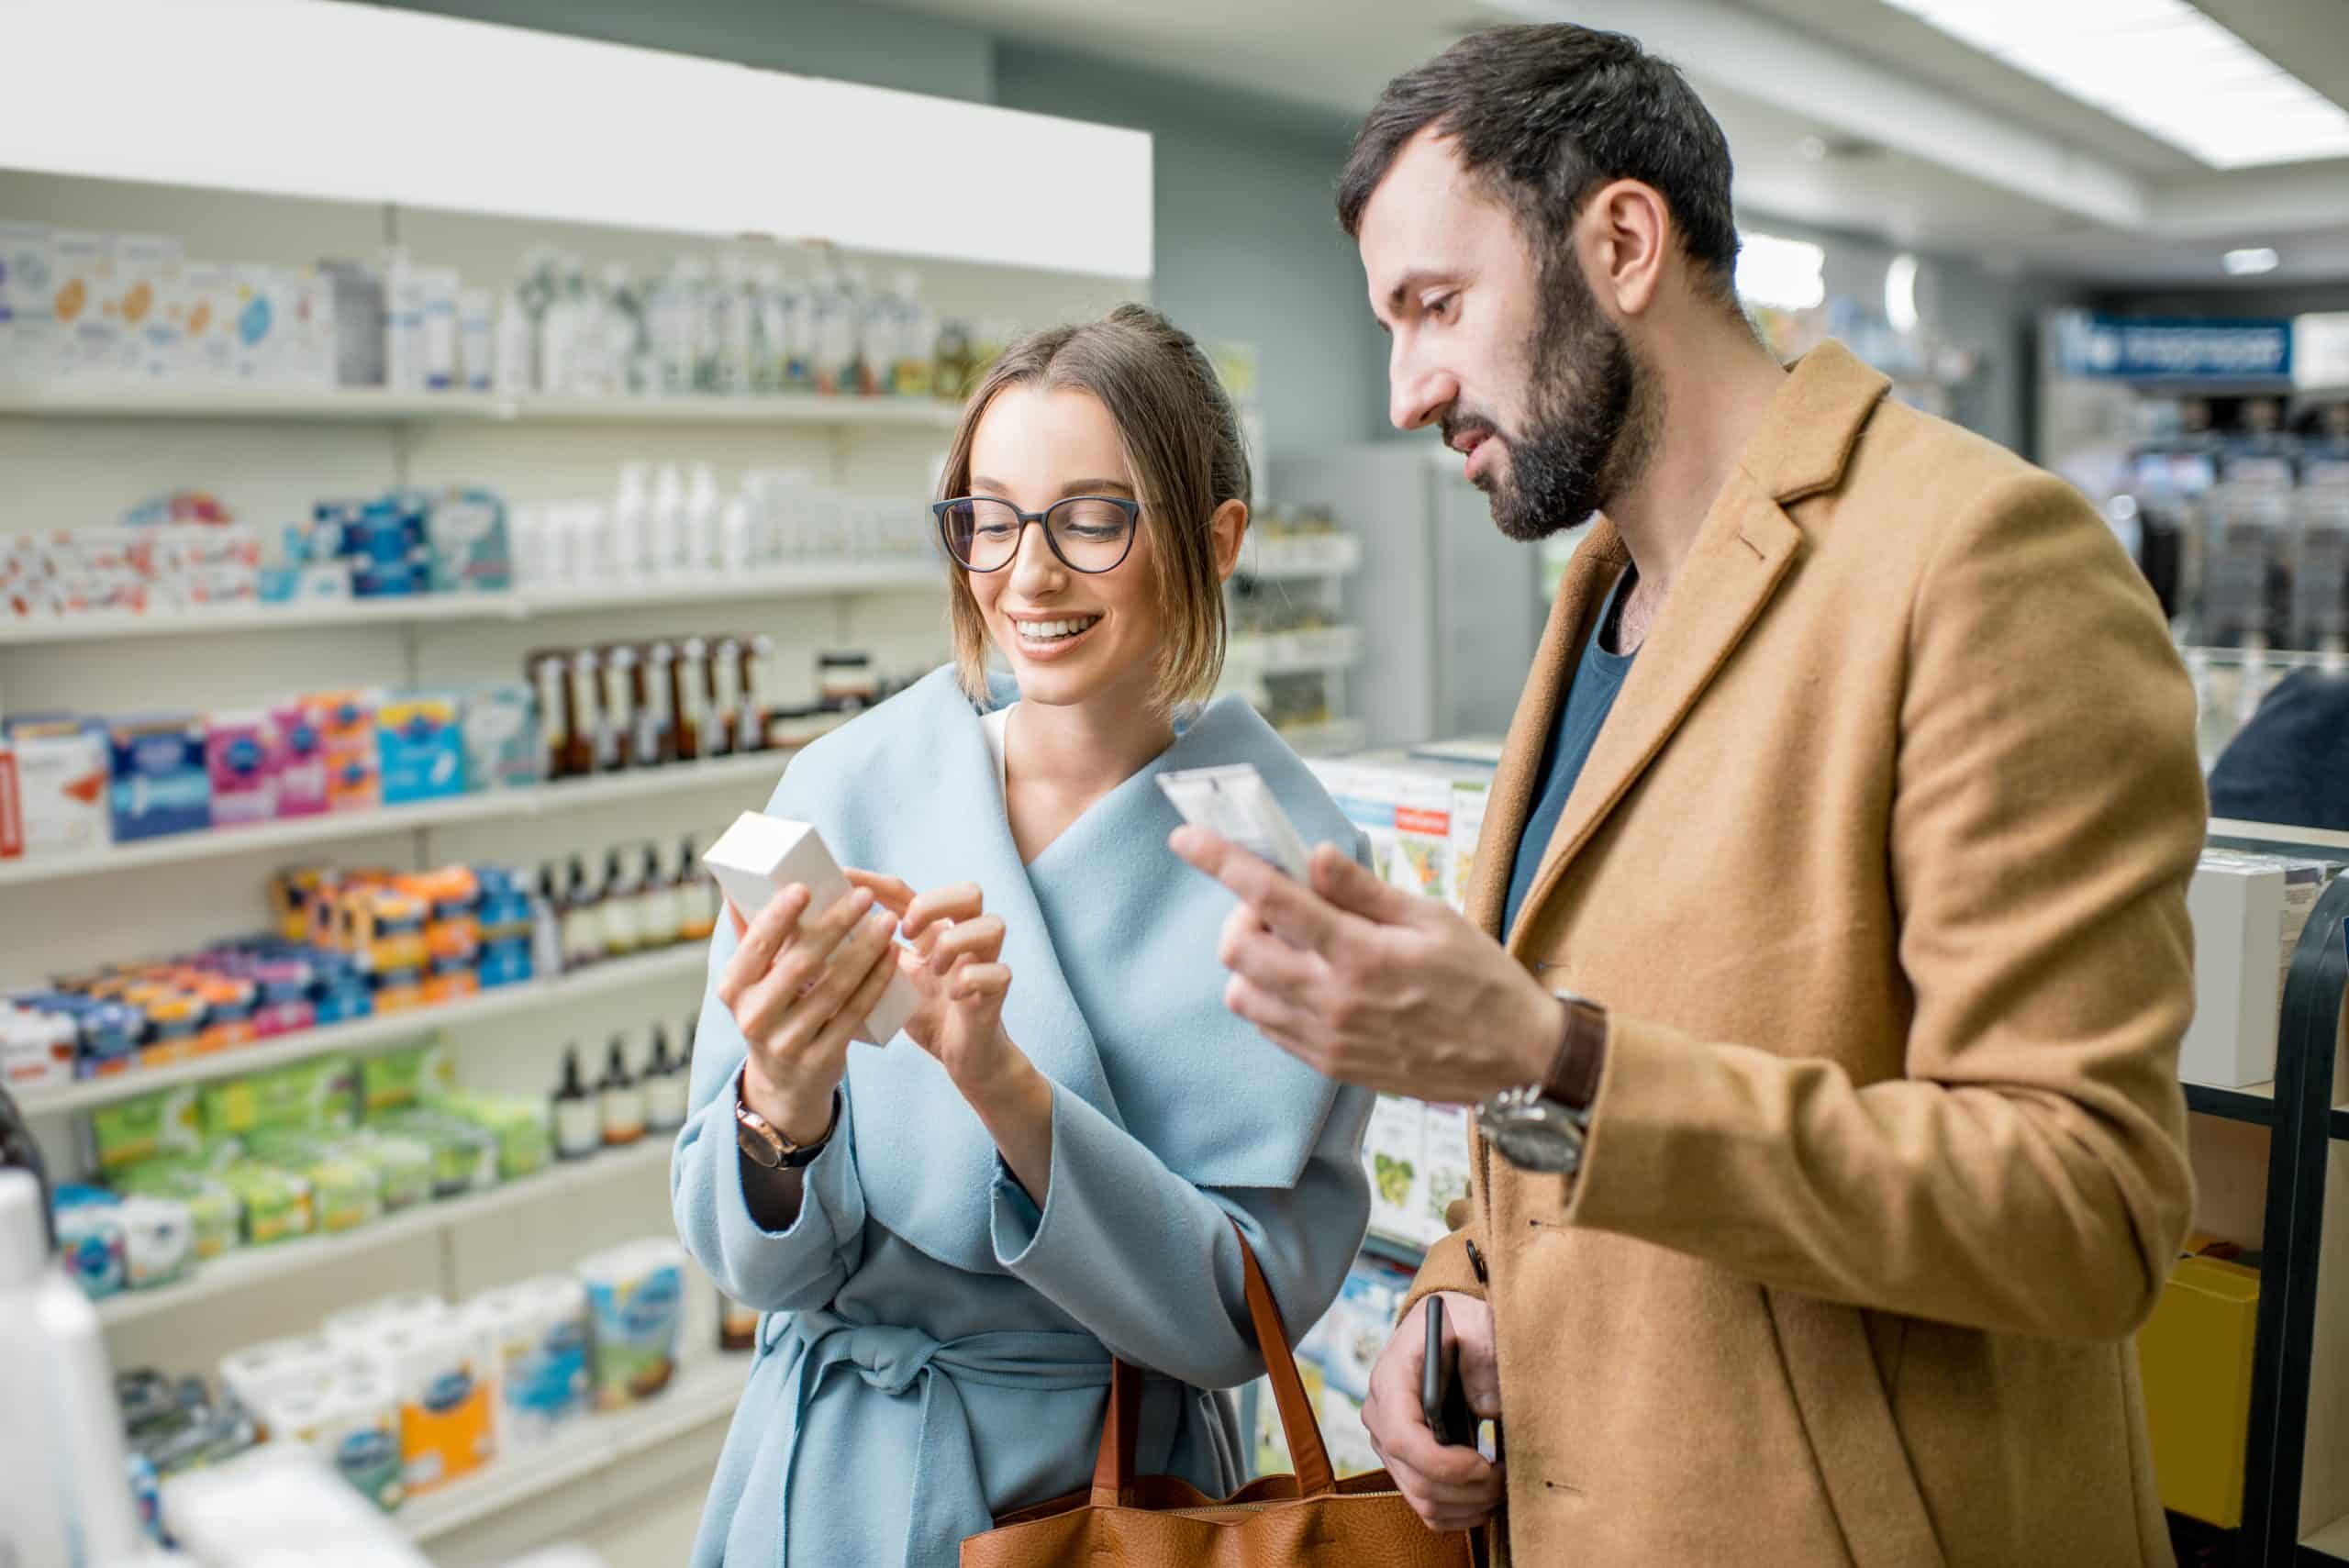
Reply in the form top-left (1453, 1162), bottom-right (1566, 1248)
top-left (736, 1085), bottom-right (841, 1170)
top-left (1475, 991), bottom-right (1607, 1174)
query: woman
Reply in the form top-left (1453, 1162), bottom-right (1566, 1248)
top-left (673, 305), bottom-right (1375, 1567)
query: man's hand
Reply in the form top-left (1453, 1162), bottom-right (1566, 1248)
top-left (1364, 1293), bottom-right (1505, 1533)
top-left (1168, 828), bottom-right (1559, 1103)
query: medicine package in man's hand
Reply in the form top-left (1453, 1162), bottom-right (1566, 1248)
top-left (1158, 763), bottom-right (1314, 880)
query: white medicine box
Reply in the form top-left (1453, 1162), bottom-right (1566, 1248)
top-left (2182, 851), bottom-right (2289, 1089)
top-left (701, 810), bottom-right (918, 1046)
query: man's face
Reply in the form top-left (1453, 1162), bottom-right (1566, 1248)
top-left (1358, 128), bottom-right (1648, 542)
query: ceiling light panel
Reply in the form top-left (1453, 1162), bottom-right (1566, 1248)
top-left (1880, 0), bottom-right (2349, 169)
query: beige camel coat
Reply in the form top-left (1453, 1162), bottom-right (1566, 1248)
top-left (1402, 341), bottom-right (2203, 1567)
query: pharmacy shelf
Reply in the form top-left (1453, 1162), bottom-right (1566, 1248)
top-left (1227, 627), bottom-right (1364, 677)
top-left (518, 560), bottom-right (939, 615)
top-left (1276, 718), bottom-right (1368, 757)
top-left (1241, 534), bottom-right (1363, 581)
top-left (2184, 1078), bottom-right (2277, 1127)
top-left (14, 944), bottom-right (705, 1119)
top-left (0, 751), bottom-right (787, 888)
top-left (0, 562), bottom-right (942, 646)
top-left (515, 393), bottom-right (962, 428)
top-left (0, 383), bottom-right (963, 429)
top-left (2309, 1511), bottom-right (2349, 1562)
top-left (94, 1134), bottom-right (680, 1327)
top-left (401, 1351), bottom-right (751, 1543)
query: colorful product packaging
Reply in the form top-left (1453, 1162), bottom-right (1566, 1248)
top-left (1364, 1095), bottom-right (1427, 1242)
top-left (0, 220), bottom-right (60, 381)
top-left (53, 1184), bottom-right (128, 1298)
top-left (376, 693), bottom-right (464, 804)
top-left (360, 1040), bottom-right (451, 1117)
top-left (472, 1275), bottom-right (590, 1449)
top-left (205, 710), bottom-right (279, 826)
top-left (310, 690), bottom-right (382, 812)
top-left (88, 1084), bottom-right (206, 1173)
top-left (216, 1160), bottom-right (314, 1246)
top-left (459, 684), bottom-right (539, 791)
top-left (0, 739), bottom-right (20, 858)
top-left (579, 1239), bottom-right (687, 1411)
top-left (107, 714), bottom-right (211, 840)
top-left (111, 1163), bottom-right (242, 1262)
top-left (425, 489), bottom-right (513, 594)
top-left (269, 698), bottom-right (332, 817)
top-left (7, 718), bottom-right (112, 853)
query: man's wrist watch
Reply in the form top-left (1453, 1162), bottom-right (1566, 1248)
top-left (735, 1085), bottom-right (841, 1171)
top-left (1475, 991), bottom-right (1608, 1174)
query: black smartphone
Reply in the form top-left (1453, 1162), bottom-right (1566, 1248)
top-left (1422, 1295), bottom-right (1477, 1447)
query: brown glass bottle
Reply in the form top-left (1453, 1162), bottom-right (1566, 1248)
top-left (672, 637), bottom-right (708, 763)
top-left (563, 649), bottom-right (600, 778)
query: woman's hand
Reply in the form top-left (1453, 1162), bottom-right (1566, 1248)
top-left (717, 882), bottom-right (900, 1145)
top-left (843, 873), bottom-right (1019, 1091)
top-left (845, 872), bottom-right (1055, 1200)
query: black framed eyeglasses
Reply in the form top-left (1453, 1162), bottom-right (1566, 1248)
top-left (932, 495), bottom-right (1141, 574)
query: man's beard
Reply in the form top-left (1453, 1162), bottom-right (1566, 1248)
top-left (1451, 259), bottom-right (1660, 544)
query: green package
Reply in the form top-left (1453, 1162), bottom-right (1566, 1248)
top-left (427, 1090), bottom-right (551, 1181)
top-left (203, 1055), bottom-right (358, 1140)
top-left (341, 1129), bottom-right (434, 1212)
top-left (245, 1131), bottom-right (382, 1234)
top-left (372, 1109), bottom-right (497, 1197)
top-left (216, 1161), bottom-right (315, 1246)
top-left (89, 1086), bottom-right (204, 1173)
top-left (111, 1162), bottom-right (243, 1261)
top-left (361, 1040), bottom-right (451, 1117)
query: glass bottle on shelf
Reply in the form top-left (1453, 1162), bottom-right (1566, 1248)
top-left (644, 1026), bottom-right (688, 1133)
top-left (553, 1046), bottom-right (599, 1160)
top-left (561, 854), bottom-right (604, 970)
top-left (598, 1036), bottom-right (645, 1147)
top-left (679, 835), bottom-right (719, 941)
top-left (634, 841), bottom-right (674, 951)
top-left (600, 847), bottom-right (642, 958)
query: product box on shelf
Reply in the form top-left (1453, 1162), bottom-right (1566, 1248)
top-left (49, 228), bottom-right (113, 379)
top-left (1420, 1104), bottom-right (1472, 1240)
top-left (2182, 852), bottom-right (2341, 1088)
top-left (115, 232), bottom-right (184, 381)
top-left (424, 489), bottom-right (512, 594)
top-left (0, 737), bottom-right (20, 859)
top-left (106, 714), bottom-right (210, 840)
top-left (376, 694), bottom-right (464, 804)
top-left (579, 1238), bottom-right (687, 1411)
top-left (459, 684), bottom-right (539, 791)
top-left (269, 698), bottom-right (331, 817)
top-left (1364, 1095), bottom-right (1426, 1243)
top-left (206, 710), bottom-right (280, 827)
top-left (176, 261), bottom-right (237, 381)
top-left (0, 220), bottom-right (58, 382)
top-left (0, 717), bottom-right (109, 855)
top-left (309, 690), bottom-right (382, 811)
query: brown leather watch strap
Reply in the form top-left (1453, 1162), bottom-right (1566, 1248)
top-left (1542, 994), bottom-right (1609, 1111)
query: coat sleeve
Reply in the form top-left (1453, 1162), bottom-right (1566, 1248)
top-left (989, 1080), bottom-right (1375, 1389)
top-left (670, 917), bottom-right (868, 1314)
top-left (1560, 472), bottom-right (2202, 1341)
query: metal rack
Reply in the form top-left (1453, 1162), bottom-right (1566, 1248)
top-left (2178, 828), bottom-right (2349, 1566)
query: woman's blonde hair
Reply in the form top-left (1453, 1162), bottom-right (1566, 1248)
top-left (937, 304), bottom-right (1251, 713)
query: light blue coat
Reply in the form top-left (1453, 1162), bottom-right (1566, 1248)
top-left (672, 666), bottom-right (1375, 1568)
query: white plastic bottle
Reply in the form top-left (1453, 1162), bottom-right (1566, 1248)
top-left (650, 463), bottom-right (688, 579)
top-left (685, 463), bottom-right (723, 576)
top-left (611, 462), bottom-right (652, 583)
top-left (0, 1169), bottom-right (146, 1568)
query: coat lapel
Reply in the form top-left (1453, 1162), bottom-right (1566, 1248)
top-left (1499, 341), bottom-right (1888, 956)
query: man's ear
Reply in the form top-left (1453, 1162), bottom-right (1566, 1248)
top-left (1210, 497), bottom-right (1250, 582)
top-left (1581, 178), bottom-right (1670, 318)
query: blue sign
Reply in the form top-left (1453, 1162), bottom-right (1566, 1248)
top-left (2052, 311), bottom-right (2293, 382)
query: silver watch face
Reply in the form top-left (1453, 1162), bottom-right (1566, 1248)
top-left (1480, 1096), bottom-right (1586, 1174)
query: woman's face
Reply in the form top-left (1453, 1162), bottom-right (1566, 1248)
top-left (963, 384), bottom-right (1166, 713)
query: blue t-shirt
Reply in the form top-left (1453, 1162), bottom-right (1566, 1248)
top-left (1502, 568), bottom-right (1638, 940)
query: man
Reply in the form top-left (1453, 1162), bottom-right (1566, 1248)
top-left (1171, 24), bottom-right (2203, 1567)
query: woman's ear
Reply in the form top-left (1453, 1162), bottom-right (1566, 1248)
top-left (1209, 498), bottom-right (1250, 583)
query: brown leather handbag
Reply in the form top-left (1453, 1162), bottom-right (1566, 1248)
top-left (962, 1232), bottom-right (1476, 1567)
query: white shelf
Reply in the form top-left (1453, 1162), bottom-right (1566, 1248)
top-left (0, 751), bottom-right (787, 888)
top-left (14, 944), bottom-right (706, 1118)
top-left (0, 382), bottom-right (963, 429)
top-left (95, 1134), bottom-right (682, 1327)
top-left (516, 393), bottom-right (962, 428)
top-left (518, 560), bottom-right (940, 615)
top-left (1277, 717), bottom-right (1367, 757)
top-left (400, 1351), bottom-right (750, 1543)
top-left (1242, 534), bottom-right (1363, 581)
top-left (1228, 626), bottom-right (1364, 676)
top-left (0, 561), bottom-right (942, 646)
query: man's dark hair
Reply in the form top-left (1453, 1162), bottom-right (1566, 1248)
top-left (1337, 25), bottom-right (1742, 302)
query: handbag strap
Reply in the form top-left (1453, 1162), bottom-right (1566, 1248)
top-left (1087, 1224), bottom-right (1338, 1506)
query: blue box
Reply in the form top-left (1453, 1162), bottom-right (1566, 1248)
top-left (476, 941), bottom-right (533, 989)
top-left (376, 693), bottom-right (465, 804)
top-left (107, 715), bottom-right (211, 840)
